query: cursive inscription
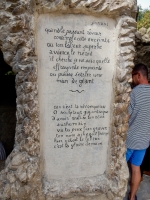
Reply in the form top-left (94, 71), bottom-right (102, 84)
top-left (45, 24), bottom-right (111, 88)
top-left (52, 104), bottom-right (109, 149)
top-left (37, 14), bottom-right (116, 178)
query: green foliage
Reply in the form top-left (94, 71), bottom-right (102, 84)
top-left (5, 71), bottom-right (15, 75)
top-left (137, 5), bottom-right (150, 30)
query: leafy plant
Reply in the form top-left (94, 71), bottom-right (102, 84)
top-left (137, 5), bottom-right (150, 30)
top-left (5, 71), bottom-right (15, 75)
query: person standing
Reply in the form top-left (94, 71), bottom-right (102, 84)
top-left (126, 63), bottom-right (150, 200)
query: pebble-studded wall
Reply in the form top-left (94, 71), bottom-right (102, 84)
top-left (135, 28), bottom-right (150, 81)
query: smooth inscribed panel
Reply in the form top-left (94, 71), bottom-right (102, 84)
top-left (37, 14), bottom-right (116, 179)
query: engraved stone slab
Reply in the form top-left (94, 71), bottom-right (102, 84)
top-left (37, 14), bottom-right (116, 179)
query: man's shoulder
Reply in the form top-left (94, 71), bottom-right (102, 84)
top-left (131, 85), bottom-right (150, 99)
top-left (132, 84), bottom-right (150, 92)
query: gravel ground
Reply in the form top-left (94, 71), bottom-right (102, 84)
top-left (124, 175), bottom-right (150, 200)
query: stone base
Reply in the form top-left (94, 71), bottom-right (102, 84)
top-left (67, 194), bottom-right (108, 200)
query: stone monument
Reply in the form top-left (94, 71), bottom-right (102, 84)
top-left (0, 0), bottom-right (137, 199)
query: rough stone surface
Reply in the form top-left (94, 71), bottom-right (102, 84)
top-left (0, 0), bottom-right (137, 199)
top-left (135, 29), bottom-right (150, 81)
top-left (138, 27), bottom-right (147, 36)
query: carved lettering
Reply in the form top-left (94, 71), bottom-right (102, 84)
top-left (38, 14), bottom-right (116, 178)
